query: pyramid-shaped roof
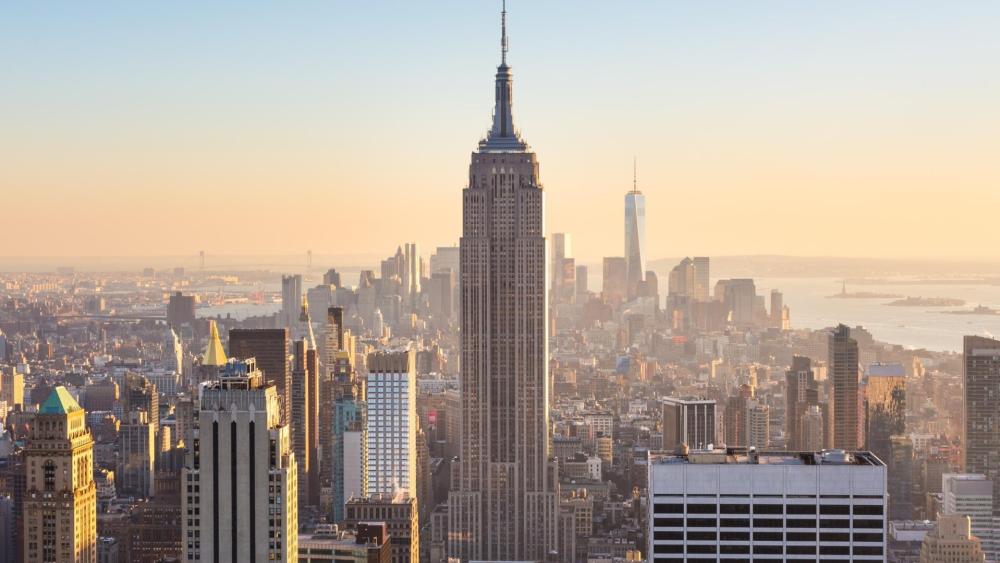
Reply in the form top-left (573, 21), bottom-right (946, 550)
top-left (203, 320), bottom-right (228, 367)
top-left (40, 386), bottom-right (82, 415)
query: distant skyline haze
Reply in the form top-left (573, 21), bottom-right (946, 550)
top-left (2, 1), bottom-right (998, 260)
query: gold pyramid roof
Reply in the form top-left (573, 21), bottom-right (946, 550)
top-left (202, 320), bottom-right (228, 367)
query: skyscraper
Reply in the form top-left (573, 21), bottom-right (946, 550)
top-left (624, 162), bottom-right (645, 297)
top-left (785, 356), bottom-right (821, 451)
top-left (365, 350), bottom-right (417, 497)
top-left (691, 256), bottom-right (710, 301)
top-left (281, 274), bottom-right (303, 328)
top-left (449, 4), bottom-right (558, 560)
top-left (22, 387), bottom-right (97, 563)
top-left (830, 324), bottom-right (861, 450)
top-left (291, 338), bottom-right (320, 507)
top-left (182, 358), bottom-right (298, 562)
top-left (403, 243), bottom-right (420, 308)
top-left (602, 256), bottom-right (627, 307)
top-left (228, 328), bottom-right (290, 423)
top-left (964, 335), bottom-right (1000, 515)
top-left (863, 362), bottom-right (906, 463)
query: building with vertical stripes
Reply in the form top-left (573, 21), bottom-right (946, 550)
top-left (182, 358), bottom-right (297, 562)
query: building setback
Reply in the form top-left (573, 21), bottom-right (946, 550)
top-left (448, 4), bottom-right (559, 560)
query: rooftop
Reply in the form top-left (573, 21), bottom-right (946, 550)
top-left (40, 386), bottom-right (83, 415)
top-left (650, 447), bottom-right (885, 467)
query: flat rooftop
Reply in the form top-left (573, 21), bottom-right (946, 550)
top-left (650, 447), bottom-right (885, 467)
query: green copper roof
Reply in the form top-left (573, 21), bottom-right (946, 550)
top-left (39, 386), bottom-right (82, 414)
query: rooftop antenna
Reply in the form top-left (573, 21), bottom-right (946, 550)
top-left (631, 157), bottom-right (640, 194)
top-left (501, 0), bottom-right (508, 65)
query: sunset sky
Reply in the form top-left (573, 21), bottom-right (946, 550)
top-left (3, 1), bottom-right (999, 262)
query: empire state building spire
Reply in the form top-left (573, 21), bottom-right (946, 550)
top-left (481, 0), bottom-right (526, 152)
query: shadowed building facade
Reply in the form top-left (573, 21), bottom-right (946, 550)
top-left (448, 4), bottom-right (559, 560)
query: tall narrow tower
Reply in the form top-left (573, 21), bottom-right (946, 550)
top-left (449, 3), bottom-right (558, 560)
top-left (624, 158), bottom-right (646, 298)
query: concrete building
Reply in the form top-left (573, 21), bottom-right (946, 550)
top-left (942, 473), bottom-right (997, 559)
top-left (648, 448), bottom-right (887, 561)
top-left (298, 522), bottom-right (391, 563)
top-left (920, 515), bottom-right (986, 562)
top-left (448, 5), bottom-right (559, 560)
top-left (22, 387), bottom-right (97, 563)
top-left (346, 493), bottom-right (418, 563)
top-left (182, 358), bottom-right (298, 562)
top-left (661, 397), bottom-right (716, 450)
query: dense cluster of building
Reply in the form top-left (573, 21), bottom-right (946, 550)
top-left (1, 6), bottom-right (998, 563)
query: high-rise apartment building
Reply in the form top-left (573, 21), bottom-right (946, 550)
top-left (182, 358), bottom-right (298, 562)
top-left (661, 397), bottom-right (716, 450)
top-left (624, 174), bottom-right (646, 297)
top-left (365, 350), bottom-right (417, 497)
top-left (22, 387), bottom-right (97, 563)
top-left (331, 385), bottom-right (366, 523)
top-left (830, 324), bottom-right (861, 450)
top-left (648, 448), bottom-right (887, 561)
top-left (448, 4), bottom-right (558, 560)
top-left (228, 328), bottom-right (290, 423)
top-left (964, 335), bottom-right (1000, 515)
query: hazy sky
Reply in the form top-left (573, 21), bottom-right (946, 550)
top-left (3, 1), bottom-right (999, 262)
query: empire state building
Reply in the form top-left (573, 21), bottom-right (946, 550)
top-left (448, 3), bottom-right (558, 560)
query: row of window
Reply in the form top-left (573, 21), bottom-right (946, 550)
top-left (654, 503), bottom-right (883, 515)
top-left (653, 543), bottom-right (884, 555)
top-left (653, 517), bottom-right (884, 529)
top-left (653, 530), bottom-right (884, 542)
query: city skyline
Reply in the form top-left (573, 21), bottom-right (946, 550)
top-left (3, 1), bottom-right (1000, 260)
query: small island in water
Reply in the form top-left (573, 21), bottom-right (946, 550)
top-left (886, 296), bottom-right (965, 307)
top-left (943, 305), bottom-right (1000, 315)
top-left (827, 281), bottom-right (902, 299)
